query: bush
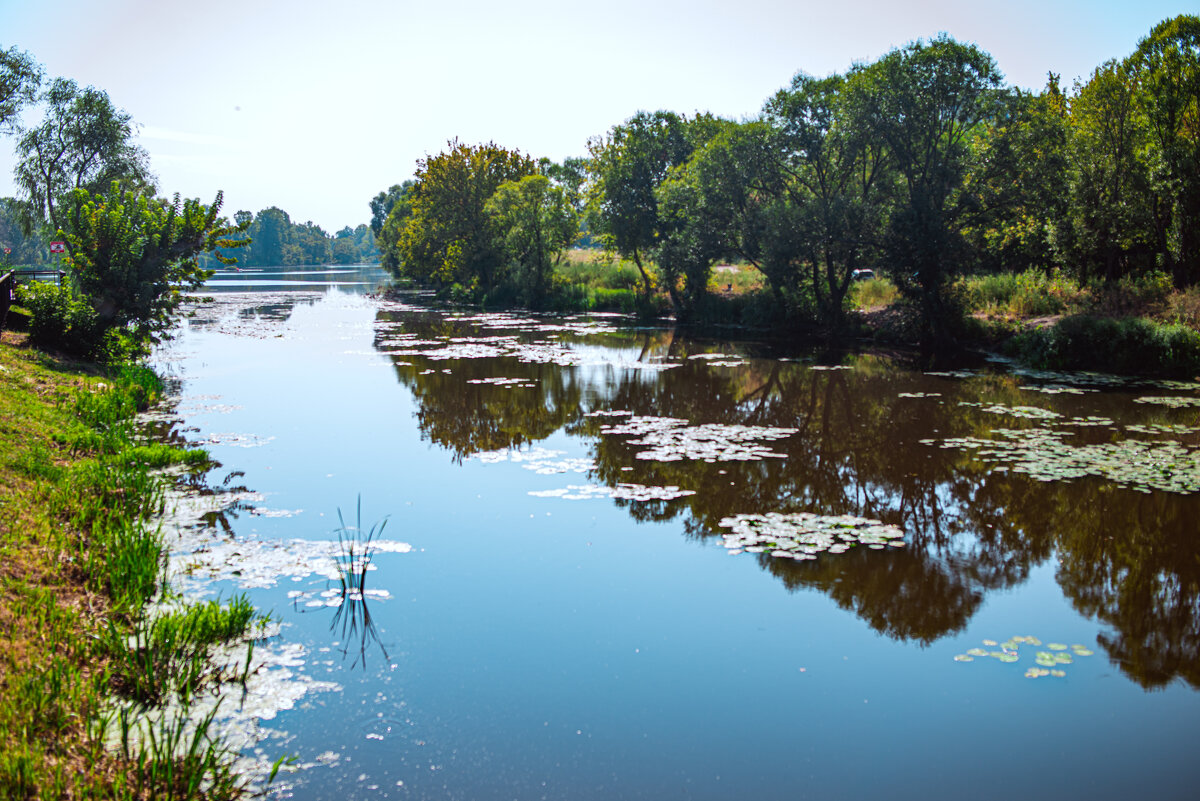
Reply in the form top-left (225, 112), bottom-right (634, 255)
top-left (1086, 270), bottom-right (1174, 318)
top-left (15, 281), bottom-right (101, 357)
top-left (1008, 314), bottom-right (1200, 378)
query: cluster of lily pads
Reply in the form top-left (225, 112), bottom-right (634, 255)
top-left (953, 637), bottom-right (1095, 679)
top-left (528, 483), bottom-right (696, 502)
top-left (195, 431), bottom-right (275, 448)
top-left (466, 376), bottom-right (537, 388)
top-left (378, 330), bottom-right (680, 372)
top-left (469, 446), bottom-right (594, 474)
top-left (924, 427), bottom-right (1200, 494)
top-left (1133, 395), bottom-right (1200, 409)
top-left (1126, 423), bottom-right (1200, 435)
top-left (287, 587), bottom-right (391, 608)
top-left (170, 537), bottom-right (413, 591)
top-left (1021, 384), bottom-right (1093, 395)
top-left (717, 512), bottom-right (906, 561)
top-left (597, 414), bottom-right (797, 462)
top-left (959, 401), bottom-right (1062, 420)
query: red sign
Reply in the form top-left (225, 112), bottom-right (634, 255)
top-left (3, 248), bottom-right (10, 255)
top-left (49, 241), bottom-right (66, 253)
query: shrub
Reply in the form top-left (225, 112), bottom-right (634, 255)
top-left (1008, 314), bottom-right (1200, 378)
top-left (14, 281), bottom-right (100, 357)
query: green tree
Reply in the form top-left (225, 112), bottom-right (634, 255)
top-left (394, 140), bottom-right (535, 291)
top-left (485, 174), bottom-right (578, 306)
top-left (1065, 60), bottom-right (1156, 282)
top-left (853, 35), bottom-right (1004, 344)
top-left (58, 183), bottom-right (246, 352)
top-left (248, 206), bottom-right (290, 266)
top-left (14, 78), bottom-right (154, 231)
top-left (766, 72), bottom-right (892, 332)
top-left (0, 45), bottom-right (42, 134)
top-left (1127, 14), bottom-right (1200, 285)
top-left (370, 181), bottom-right (415, 237)
top-left (375, 183), bottom-right (416, 274)
top-left (586, 111), bottom-right (697, 301)
top-left (963, 76), bottom-right (1071, 275)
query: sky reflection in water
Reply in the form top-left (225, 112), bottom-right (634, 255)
top-left (153, 266), bottom-right (1200, 800)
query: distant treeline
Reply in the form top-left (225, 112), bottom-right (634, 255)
top-left (371, 15), bottom-right (1200, 344)
top-left (209, 207), bottom-right (378, 268)
top-left (1, 199), bottom-right (378, 270)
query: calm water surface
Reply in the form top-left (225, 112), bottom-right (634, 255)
top-left (153, 264), bottom-right (1200, 800)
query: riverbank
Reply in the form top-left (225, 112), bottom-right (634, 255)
top-left (432, 256), bottom-right (1200, 380)
top-left (0, 331), bottom-right (265, 800)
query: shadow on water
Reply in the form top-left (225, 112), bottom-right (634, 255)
top-left (371, 301), bottom-right (1200, 689)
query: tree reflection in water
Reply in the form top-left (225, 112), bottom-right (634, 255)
top-left (375, 302), bottom-right (1200, 689)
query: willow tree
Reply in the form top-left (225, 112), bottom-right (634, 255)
top-left (14, 78), bottom-right (154, 232)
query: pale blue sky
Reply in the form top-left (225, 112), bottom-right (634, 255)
top-left (0, 0), bottom-right (1191, 231)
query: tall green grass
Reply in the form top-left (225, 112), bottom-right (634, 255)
top-left (958, 269), bottom-right (1084, 317)
top-left (0, 350), bottom-right (268, 800)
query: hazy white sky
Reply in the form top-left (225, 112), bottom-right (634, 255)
top-left (0, 0), bottom-right (1191, 231)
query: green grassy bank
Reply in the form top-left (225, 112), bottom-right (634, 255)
top-left (0, 331), bottom-right (266, 800)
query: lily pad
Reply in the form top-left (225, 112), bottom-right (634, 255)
top-left (717, 512), bottom-right (904, 562)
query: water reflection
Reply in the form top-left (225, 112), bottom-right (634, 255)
top-left (373, 300), bottom-right (1200, 688)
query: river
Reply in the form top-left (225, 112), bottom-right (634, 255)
top-left (152, 263), bottom-right (1200, 800)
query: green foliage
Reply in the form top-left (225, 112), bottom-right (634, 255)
top-left (14, 77), bottom-right (154, 232)
top-left (1127, 15), bottom-right (1200, 285)
top-left (964, 78), bottom-right (1071, 275)
top-left (853, 33), bottom-right (1004, 345)
top-left (849, 276), bottom-right (901, 310)
top-left (0, 44), bottom-right (42, 134)
top-left (14, 280), bottom-right (101, 356)
top-left (57, 182), bottom-right (247, 356)
top-left (586, 111), bottom-right (717, 300)
top-left (486, 174), bottom-right (578, 307)
top-left (1009, 313), bottom-right (1200, 377)
top-left (391, 140), bottom-right (536, 291)
top-left (959, 269), bottom-right (1084, 317)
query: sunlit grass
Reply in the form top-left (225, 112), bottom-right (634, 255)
top-left (0, 335), bottom-right (265, 799)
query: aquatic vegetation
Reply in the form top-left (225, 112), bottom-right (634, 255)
top-left (104, 595), bottom-right (265, 705)
top-left (1020, 384), bottom-right (1093, 395)
top-left (326, 499), bottom-right (396, 667)
top-left (953, 637), bottom-right (1095, 678)
top-left (599, 416), bottom-right (798, 462)
top-left (925, 369), bottom-right (979, 379)
top-left (195, 431), bottom-right (275, 448)
top-left (170, 536), bottom-right (412, 591)
top-left (528, 483), bottom-right (696, 502)
top-left (717, 513), bottom-right (905, 561)
top-left (1133, 395), bottom-right (1200, 408)
top-left (959, 401), bottom-right (1062, 420)
top-left (466, 376), bottom-right (537, 387)
top-left (469, 446), bottom-right (595, 474)
top-left (924, 427), bottom-right (1200, 494)
top-left (1125, 423), bottom-right (1200, 435)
